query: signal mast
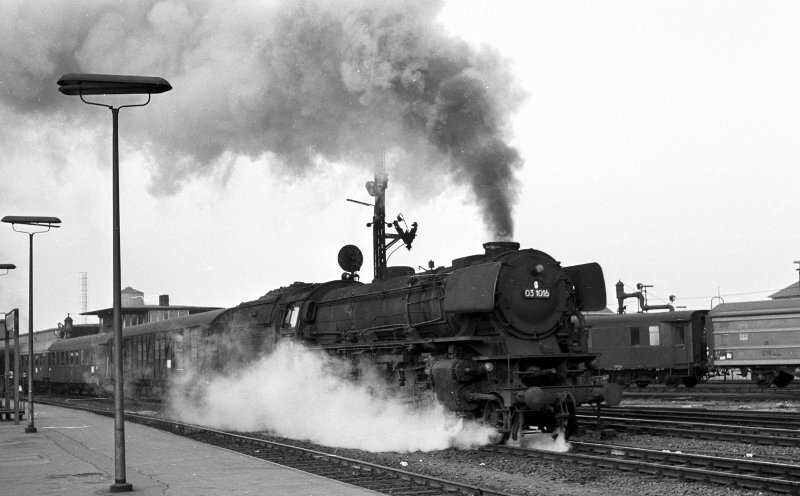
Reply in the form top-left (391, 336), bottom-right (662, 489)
top-left (346, 159), bottom-right (418, 281)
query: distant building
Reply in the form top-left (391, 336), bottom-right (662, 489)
top-left (769, 282), bottom-right (800, 300)
top-left (81, 287), bottom-right (222, 332)
top-left (121, 286), bottom-right (145, 307)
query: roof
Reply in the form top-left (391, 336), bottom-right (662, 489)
top-left (769, 281), bottom-right (800, 300)
top-left (14, 329), bottom-right (62, 353)
top-left (48, 309), bottom-right (228, 351)
top-left (48, 332), bottom-right (113, 351)
top-left (81, 305), bottom-right (222, 316)
top-left (583, 309), bottom-right (707, 327)
top-left (710, 297), bottom-right (800, 316)
top-left (122, 308), bottom-right (228, 338)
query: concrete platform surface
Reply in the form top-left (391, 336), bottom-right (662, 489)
top-left (0, 403), bottom-right (381, 495)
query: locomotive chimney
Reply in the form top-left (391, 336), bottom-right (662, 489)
top-left (159, 294), bottom-right (169, 306)
top-left (483, 241), bottom-right (520, 257)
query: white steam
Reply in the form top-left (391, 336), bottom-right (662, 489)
top-left (515, 430), bottom-right (572, 453)
top-left (168, 340), bottom-right (497, 452)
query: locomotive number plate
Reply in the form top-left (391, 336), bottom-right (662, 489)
top-left (524, 288), bottom-right (550, 299)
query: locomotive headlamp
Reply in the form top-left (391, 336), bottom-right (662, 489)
top-left (483, 362), bottom-right (494, 372)
top-left (531, 264), bottom-right (545, 274)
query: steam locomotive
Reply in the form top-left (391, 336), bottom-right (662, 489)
top-left (1, 172), bottom-right (621, 443)
top-left (227, 240), bottom-right (620, 442)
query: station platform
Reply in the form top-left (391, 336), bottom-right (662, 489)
top-left (0, 403), bottom-right (381, 495)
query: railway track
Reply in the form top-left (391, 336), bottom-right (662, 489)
top-left (483, 441), bottom-right (800, 494)
top-left (39, 399), bottom-right (513, 496)
top-left (581, 406), bottom-right (800, 429)
top-left (621, 382), bottom-right (800, 400)
top-left (577, 407), bottom-right (800, 447)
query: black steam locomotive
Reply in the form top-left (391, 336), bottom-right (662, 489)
top-left (217, 171), bottom-right (620, 441)
top-left (232, 239), bottom-right (620, 442)
top-left (2, 171), bottom-right (620, 443)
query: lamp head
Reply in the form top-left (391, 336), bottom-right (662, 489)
top-left (1, 216), bottom-right (61, 227)
top-left (57, 73), bottom-right (172, 95)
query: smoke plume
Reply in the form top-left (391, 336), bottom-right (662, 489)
top-left (0, 0), bottom-right (524, 237)
top-left (168, 341), bottom-right (497, 452)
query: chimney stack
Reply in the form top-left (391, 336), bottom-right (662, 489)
top-left (159, 294), bottom-right (169, 306)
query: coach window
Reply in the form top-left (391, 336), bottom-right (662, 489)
top-left (629, 327), bottom-right (640, 346)
top-left (648, 325), bottom-right (660, 346)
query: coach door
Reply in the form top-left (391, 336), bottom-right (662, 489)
top-left (666, 322), bottom-right (685, 368)
top-left (98, 342), bottom-right (111, 386)
top-left (153, 334), bottom-right (169, 389)
top-left (177, 326), bottom-right (212, 376)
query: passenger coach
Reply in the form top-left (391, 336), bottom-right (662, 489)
top-left (584, 309), bottom-right (709, 387)
top-left (709, 298), bottom-right (800, 387)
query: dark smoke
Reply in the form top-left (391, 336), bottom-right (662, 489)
top-left (0, 0), bottom-right (525, 238)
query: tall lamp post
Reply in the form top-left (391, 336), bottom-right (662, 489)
top-left (57, 73), bottom-right (171, 493)
top-left (1, 217), bottom-right (61, 434)
top-left (1, 264), bottom-right (15, 415)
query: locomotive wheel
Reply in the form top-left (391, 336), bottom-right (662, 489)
top-left (565, 414), bottom-right (579, 439)
top-left (752, 371), bottom-right (773, 387)
top-left (481, 399), bottom-right (510, 445)
top-left (553, 396), bottom-right (578, 439)
top-left (773, 371), bottom-right (794, 388)
top-left (682, 376), bottom-right (698, 388)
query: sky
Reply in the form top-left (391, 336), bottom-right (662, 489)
top-left (1, 0), bottom-right (799, 332)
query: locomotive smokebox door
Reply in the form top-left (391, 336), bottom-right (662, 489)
top-left (494, 250), bottom-right (569, 339)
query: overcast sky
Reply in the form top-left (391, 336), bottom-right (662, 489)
top-left (1, 0), bottom-right (799, 332)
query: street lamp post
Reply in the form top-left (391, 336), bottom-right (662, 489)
top-left (58, 73), bottom-right (171, 493)
top-left (1, 265), bottom-right (16, 415)
top-left (1, 217), bottom-right (61, 434)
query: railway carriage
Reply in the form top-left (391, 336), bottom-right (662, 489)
top-left (16, 329), bottom-right (59, 390)
top-left (584, 309), bottom-right (709, 387)
top-left (709, 298), bottom-right (800, 387)
top-left (47, 333), bottom-right (111, 394)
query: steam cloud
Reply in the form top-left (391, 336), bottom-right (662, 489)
top-left (168, 341), bottom-right (497, 452)
top-left (0, 0), bottom-right (524, 237)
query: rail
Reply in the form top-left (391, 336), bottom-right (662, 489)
top-left (483, 441), bottom-right (800, 494)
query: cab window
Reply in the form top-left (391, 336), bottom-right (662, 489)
top-left (283, 305), bottom-right (300, 329)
